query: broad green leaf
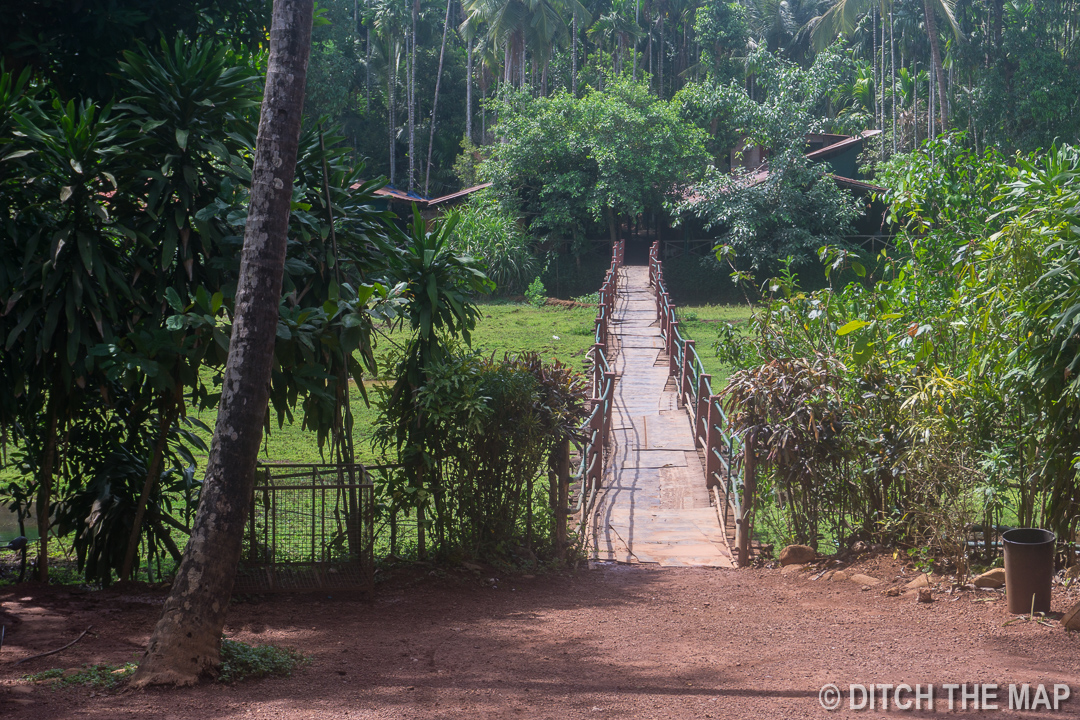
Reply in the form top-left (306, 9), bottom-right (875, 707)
top-left (837, 319), bottom-right (870, 336)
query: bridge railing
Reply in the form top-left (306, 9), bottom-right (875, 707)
top-left (553, 240), bottom-right (623, 559)
top-left (648, 241), bottom-right (752, 566)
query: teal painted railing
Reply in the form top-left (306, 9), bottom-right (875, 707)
top-left (557, 240), bottom-right (623, 556)
top-left (648, 241), bottom-right (751, 565)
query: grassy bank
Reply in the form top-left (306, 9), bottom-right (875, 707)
top-left (672, 304), bottom-right (754, 388)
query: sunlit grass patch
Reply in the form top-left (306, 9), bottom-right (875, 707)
top-left (674, 304), bottom-right (754, 386)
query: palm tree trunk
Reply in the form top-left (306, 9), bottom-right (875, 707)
top-left (389, 44), bottom-right (397, 186)
top-left (424, 0), bottom-right (452, 196)
top-left (912, 59), bottom-right (918, 149)
top-left (131, 0), bottom-right (314, 687)
top-left (365, 6), bottom-right (371, 109)
top-left (659, 14), bottom-right (664, 98)
top-left (872, 7), bottom-right (878, 132)
top-left (928, 54), bottom-right (934, 138)
top-left (890, 8), bottom-right (897, 154)
top-left (121, 389), bottom-right (179, 582)
top-left (572, 14), bottom-right (578, 95)
top-left (35, 389), bottom-right (62, 582)
top-left (647, 12), bottom-right (652, 90)
top-left (466, 38), bottom-right (473, 141)
top-left (879, 8), bottom-right (885, 160)
top-left (409, 0), bottom-right (418, 193)
top-left (924, 0), bottom-right (949, 131)
top-left (992, 0), bottom-right (1003, 50)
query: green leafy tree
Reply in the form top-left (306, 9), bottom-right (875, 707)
top-left (682, 48), bottom-right (863, 272)
top-left (486, 77), bottom-right (709, 246)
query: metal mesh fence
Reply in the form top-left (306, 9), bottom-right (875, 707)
top-left (234, 463), bottom-right (374, 594)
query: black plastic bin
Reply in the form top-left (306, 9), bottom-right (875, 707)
top-left (1003, 528), bottom-right (1056, 614)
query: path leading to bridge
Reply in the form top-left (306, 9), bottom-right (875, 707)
top-left (590, 265), bottom-right (734, 568)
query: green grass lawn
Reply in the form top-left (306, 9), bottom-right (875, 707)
top-left (673, 304), bottom-right (754, 388)
top-left (471, 301), bottom-right (598, 370)
top-left (185, 300), bottom-right (600, 468)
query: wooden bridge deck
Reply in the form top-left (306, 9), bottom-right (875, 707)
top-left (590, 266), bottom-right (735, 568)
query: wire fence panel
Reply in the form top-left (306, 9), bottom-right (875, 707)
top-left (235, 463), bottom-right (374, 594)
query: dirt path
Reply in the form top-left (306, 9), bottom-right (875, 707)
top-left (4, 556), bottom-right (1080, 719)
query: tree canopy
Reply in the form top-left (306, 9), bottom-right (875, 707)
top-left (484, 77), bottom-right (709, 245)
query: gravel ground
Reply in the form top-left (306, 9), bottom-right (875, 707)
top-left (3, 554), bottom-right (1080, 719)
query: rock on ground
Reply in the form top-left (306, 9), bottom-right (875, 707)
top-left (779, 545), bottom-right (815, 566)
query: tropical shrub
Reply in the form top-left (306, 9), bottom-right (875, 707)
top-left (0, 39), bottom-right (400, 584)
top-left (721, 138), bottom-right (1080, 565)
top-left (373, 350), bottom-right (588, 560)
top-left (449, 189), bottom-right (538, 295)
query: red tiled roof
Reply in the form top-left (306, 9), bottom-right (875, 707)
top-left (804, 129), bottom-right (882, 162)
top-left (426, 182), bottom-right (493, 207)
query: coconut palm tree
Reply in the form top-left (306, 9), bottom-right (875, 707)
top-left (811, 0), bottom-right (960, 130)
top-left (462, 0), bottom-right (589, 92)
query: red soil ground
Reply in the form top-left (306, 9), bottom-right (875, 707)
top-left (3, 554), bottom-right (1080, 719)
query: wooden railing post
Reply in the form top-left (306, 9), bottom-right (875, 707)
top-left (591, 416), bottom-right (604, 490)
top-left (591, 343), bottom-right (603, 397)
top-left (668, 321), bottom-right (680, 375)
top-left (695, 373), bottom-right (712, 448)
top-left (603, 371), bottom-right (616, 448)
top-left (556, 437), bottom-right (570, 560)
top-left (679, 339), bottom-right (695, 409)
top-left (704, 396), bottom-right (722, 488)
top-left (736, 432), bottom-right (756, 567)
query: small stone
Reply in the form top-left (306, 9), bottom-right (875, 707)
top-left (851, 540), bottom-right (868, 553)
top-left (883, 587), bottom-right (901, 597)
top-left (905, 573), bottom-right (932, 589)
top-left (780, 563), bottom-right (805, 576)
top-left (779, 544), bottom-right (815, 566)
top-left (1062, 601), bottom-right (1080, 631)
top-left (462, 561), bottom-right (482, 572)
top-left (917, 588), bottom-right (933, 603)
top-left (849, 573), bottom-right (882, 587)
top-left (974, 568), bottom-right (1006, 589)
top-left (830, 571), bottom-right (849, 582)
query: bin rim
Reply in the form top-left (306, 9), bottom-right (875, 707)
top-left (1002, 528), bottom-right (1056, 545)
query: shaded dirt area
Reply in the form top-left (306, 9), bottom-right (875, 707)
top-left (3, 556), bottom-right (1080, 719)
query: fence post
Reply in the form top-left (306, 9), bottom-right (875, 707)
top-left (736, 432), bottom-right (756, 567)
top-left (557, 437), bottom-right (570, 561)
top-left (592, 342), bottom-right (603, 397)
top-left (603, 371), bottom-right (616, 448)
top-left (695, 373), bottom-right (712, 448)
top-left (705, 395), bottom-right (721, 488)
top-left (680, 339), bottom-right (695, 409)
top-left (659, 294), bottom-right (668, 339)
top-left (668, 321), bottom-right (680, 375)
top-left (591, 414), bottom-right (603, 490)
